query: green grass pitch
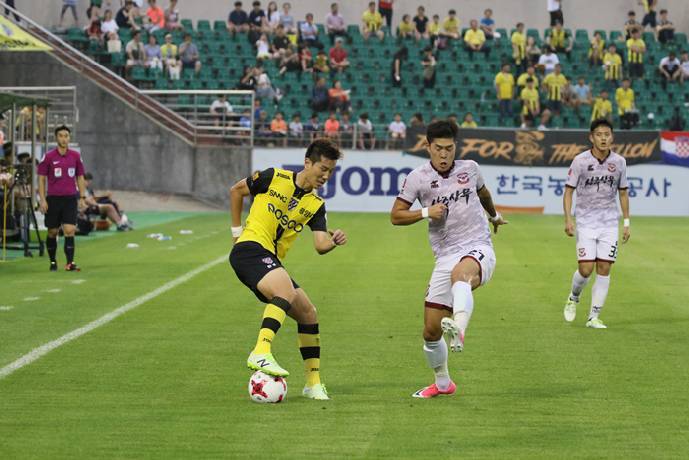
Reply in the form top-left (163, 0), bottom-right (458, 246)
top-left (1, 212), bottom-right (688, 458)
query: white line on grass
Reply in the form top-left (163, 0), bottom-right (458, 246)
top-left (0, 306), bottom-right (14, 312)
top-left (22, 297), bottom-right (40, 302)
top-left (0, 254), bottom-right (227, 380)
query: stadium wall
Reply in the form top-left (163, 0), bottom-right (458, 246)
top-left (20, 0), bottom-right (689, 37)
top-left (0, 51), bottom-right (250, 206)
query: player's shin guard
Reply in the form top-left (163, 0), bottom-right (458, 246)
top-left (64, 236), bottom-right (75, 264)
top-left (253, 296), bottom-right (291, 355)
top-left (451, 281), bottom-right (474, 333)
top-left (47, 236), bottom-right (57, 262)
top-left (570, 269), bottom-right (590, 301)
top-left (298, 323), bottom-right (321, 386)
top-left (589, 275), bottom-right (610, 320)
top-left (423, 339), bottom-right (450, 390)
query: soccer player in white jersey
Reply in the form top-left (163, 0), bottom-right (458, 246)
top-left (390, 120), bottom-right (508, 398)
top-left (563, 118), bottom-right (631, 329)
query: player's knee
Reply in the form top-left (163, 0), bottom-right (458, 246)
top-left (423, 325), bottom-right (442, 342)
top-left (578, 264), bottom-right (594, 278)
top-left (596, 263), bottom-right (611, 276)
top-left (47, 229), bottom-right (58, 238)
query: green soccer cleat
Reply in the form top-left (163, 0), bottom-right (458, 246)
top-left (302, 383), bottom-right (330, 400)
top-left (564, 297), bottom-right (578, 322)
top-left (586, 318), bottom-right (608, 329)
top-left (247, 352), bottom-right (289, 377)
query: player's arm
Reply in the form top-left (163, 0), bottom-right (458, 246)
top-left (38, 174), bottom-right (48, 213)
top-left (390, 198), bottom-right (446, 225)
top-left (309, 205), bottom-right (346, 255)
top-left (229, 178), bottom-right (250, 242)
top-left (477, 185), bottom-right (508, 233)
top-left (563, 185), bottom-right (575, 236)
top-left (77, 175), bottom-right (87, 207)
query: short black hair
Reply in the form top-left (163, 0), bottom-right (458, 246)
top-left (426, 120), bottom-right (458, 143)
top-left (590, 118), bottom-right (614, 133)
top-left (305, 138), bottom-right (342, 162)
top-left (54, 125), bottom-right (71, 136)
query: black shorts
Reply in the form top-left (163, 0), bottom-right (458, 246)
top-left (229, 241), bottom-right (299, 303)
top-left (45, 195), bottom-right (78, 229)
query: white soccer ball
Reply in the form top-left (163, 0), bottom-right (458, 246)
top-left (248, 371), bottom-right (287, 403)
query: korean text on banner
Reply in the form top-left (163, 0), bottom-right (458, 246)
top-left (0, 16), bottom-right (52, 51)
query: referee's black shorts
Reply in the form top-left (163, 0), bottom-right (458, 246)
top-left (229, 241), bottom-right (299, 303)
top-left (45, 195), bottom-right (78, 228)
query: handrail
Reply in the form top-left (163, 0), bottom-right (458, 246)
top-left (0, 1), bottom-right (206, 145)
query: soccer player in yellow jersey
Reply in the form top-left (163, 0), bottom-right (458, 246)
top-left (591, 90), bottom-right (613, 123)
top-left (520, 77), bottom-right (540, 128)
top-left (543, 63), bottom-right (567, 114)
top-left (517, 65), bottom-right (539, 89)
top-left (511, 22), bottom-right (527, 73)
top-left (603, 44), bottom-right (622, 88)
top-left (626, 29), bottom-right (646, 79)
top-left (494, 63), bottom-right (515, 122)
top-left (229, 139), bottom-right (347, 400)
top-left (615, 78), bottom-right (637, 129)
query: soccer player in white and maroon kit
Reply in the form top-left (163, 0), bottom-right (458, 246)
top-left (563, 119), bottom-right (631, 329)
top-left (391, 120), bottom-right (508, 398)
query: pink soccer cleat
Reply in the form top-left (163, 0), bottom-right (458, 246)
top-left (411, 381), bottom-right (457, 399)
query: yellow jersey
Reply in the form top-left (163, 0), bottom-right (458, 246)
top-left (494, 72), bottom-right (515, 100)
top-left (520, 87), bottom-right (540, 114)
top-left (626, 38), bottom-right (645, 63)
top-left (615, 87), bottom-right (635, 115)
top-left (517, 72), bottom-right (539, 88)
top-left (591, 97), bottom-right (613, 121)
top-left (588, 38), bottom-right (605, 59)
top-left (442, 17), bottom-right (460, 34)
top-left (464, 28), bottom-right (485, 46)
top-left (511, 31), bottom-right (526, 60)
top-left (362, 10), bottom-right (383, 30)
top-left (549, 28), bottom-right (567, 48)
top-left (238, 168), bottom-right (327, 260)
top-left (460, 120), bottom-right (477, 128)
top-left (603, 52), bottom-right (622, 80)
top-left (428, 21), bottom-right (440, 35)
top-left (160, 43), bottom-right (178, 59)
top-left (398, 21), bottom-right (414, 35)
top-left (543, 73), bottom-right (568, 101)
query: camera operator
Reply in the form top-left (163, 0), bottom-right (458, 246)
top-left (37, 125), bottom-right (86, 272)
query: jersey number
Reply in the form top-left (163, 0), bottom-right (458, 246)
top-left (608, 242), bottom-right (618, 259)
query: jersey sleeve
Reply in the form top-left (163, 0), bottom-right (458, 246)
top-left (246, 168), bottom-right (274, 196)
top-left (75, 154), bottom-right (85, 177)
top-left (565, 157), bottom-right (580, 188)
top-left (37, 155), bottom-right (48, 176)
top-left (474, 162), bottom-right (486, 191)
top-left (307, 203), bottom-right (327, 232)
top-left (397, 170), bottom-right (420, 205)
top-left (618, 157), bottom-right (629, 190)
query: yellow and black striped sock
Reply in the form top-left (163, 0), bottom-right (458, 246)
top-left (253, 296), bottom-right (291, 355)
top-left (298, 323), bottom-right (321, 386)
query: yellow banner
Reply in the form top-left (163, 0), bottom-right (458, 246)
top-left (0, 16), bottom-right (51, 51)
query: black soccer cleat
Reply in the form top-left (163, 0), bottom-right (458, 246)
top-left (49, 261), bottom-right (58, 272)
top-left (65, 262), bottom-right (81, 272)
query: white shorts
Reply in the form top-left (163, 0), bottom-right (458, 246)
top-left (425, 245), bottom-right (496, 311)
top-left (576, 227), bottom-right (619, 263)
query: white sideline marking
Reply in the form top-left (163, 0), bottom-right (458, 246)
top-left (0, 255), bottom-right (226, 380)
top-left (0, 306), bottom-right (14, 312)
top-left (45, 288), bottom-right (62, 293)
top-left (70, 279), bottom-right (86, 285)
top-left (23, 297), bottom-right (40, 302)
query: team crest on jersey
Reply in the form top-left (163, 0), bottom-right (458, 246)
top-left (457, 172), bottom-right (469, 185)
top-left (430, 180), bottom-right (439, 189)
top-left (288, 197), bottom-right (299, 211)
top-left (607, 163), bottom-right (616, 172)
top-left (578, 248), bottom-right (586, 257)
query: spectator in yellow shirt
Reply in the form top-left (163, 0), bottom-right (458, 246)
top-left (626, 29), bottom-right (645, 79)
top-left (591, 90), bottom-right (613, 123)
top-left (440, 9), bottom-right (460, 40)
top-left (461, 112), bottom-right (478, 128)
top-left (615, 78), bottom-right (637, 129)
top-left (520, 77), bottom-right (540, 128)
top-left (495, 63), bottom-right (515, 122)
top-left (464, 19), bottom-right (489, 59)
top-left (547, 21), bottom-right (572, 60)
top-left (517, 65), bottom-right (539, 89)
top-left (603, 44), bottom-right (622, 88)
top-left (397, 14), bottom-right (415, 39)
top-left (511, 22), bottom-right (527, 73)
top-left (542, 63), bottom-right (567, 114)
top-left (588, 31), bottom-right (605, 66)
top-left (428, 14), bottom-right (441, 47)
top-left (362, 2), bottom-right (384, 41)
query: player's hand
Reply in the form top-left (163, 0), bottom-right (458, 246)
top-left (622, 226), bottom-right (630, 244)
top-left (428, 203), bottom-right (447, 220)
top-left (329, 229), bottom-right (347, 246)
top-left (490, 215), bottom-right (509, 234)
top-left (564, 219), bottom-right (575, 237)
top-left (39, 201), bottom-right (48, 214)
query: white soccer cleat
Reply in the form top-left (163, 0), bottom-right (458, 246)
top-left (302, 383), bottom-right (330, 400)
top-left (441, 317), bottom-right (464, 352)
top-left (564, 297), bottom-right (578, 322)
top-left (586, 318), bottom-right (608, 329)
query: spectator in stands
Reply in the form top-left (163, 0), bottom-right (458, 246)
top-left (278, 45), bottom-right (300, 75)
top-left (161, 33), bottom-right (180, 79)
top-left (658, 51), bottom-right (681, 89)
top-left (538, 108), bottom-right (552, 130)
top-left (179, 33), bottom-right (202, 75)
top-left (511, 22), bottom-right (527, 73)
top-left (569, 76), bottom-right (592, 117)
top-left (413, 6), bottom-right (429, 42)
top-left (3, 0), bottom-right (19, 23)
top-left (387, 113), bottom-right (406, 148)
top-left (289, 113), bottom-right (303, 141)
top-left (328, 80), bottom-right (350, 112)
top-left (397, 14), bottom-right (414, 40)
top-left (626, 29), bottom-right (646, 79)
top-left (59, 0), bottom-right (79, 28)
top-left (463, 20), bottom-right (489, 59)
top-left (144, 34), bottom-right (163, 71)
top-left (641, 0), bottom-right (657, 29)
top-left (428, 14), bottom-right (440, 48)
top-left (517, 65), bottom-right (539, 90)
top-left (546, 21), bottom-right (571, 60)
top-left (256, 65), bottom-right (281, 103)
top-left (324, 112), bottom-right (340, 141)
top-left (624, 10), bottom-right (641, 40)
top-left (279, 2), bottom-right (296, 35)
top-left (668, 107), bottom-right (686, 130)
top-left (210, 94), bottom-right (233, 127)
top-left (145, 0), bottom-right (165, 32)
top-left (378, 0), bottom-right (393, 29)
top-left (680, 51), bottom-right (689, 85)
top-left (228, 1), bottom-right (249, 37)
top-left (391, 46), bottom-right (408, 88)
top-left (495, 63), bottom-right (515, 123)
top-left (86, 8), bottom-right (103, 44)
top-left (547, 0), bottom-right (563, 26)
top-left (313, 50), bottom-right (330, 74)
top-left (125, 31), bottom-right (145, 75)
top-left (270, 111), bottom-right (288, 143)
top-left (603, 43), bottom-right (622, 89)
top-left (591, 89), bottom-right (613, 123)
top-left (615, 78), bottom-right (637, 129)
top-left (116, 1), bottom-right (138, 31)
top-left (248, 1), bottom-right (268, 44)
top-left (299, 43), bottom-right (313, 73)
top-left (255, 110), bottom-right (271, 140)
top-left (272, 24), bottom-right (290, 59)
top-left (83, 173), bottom-right (132, 232)
top-left (538, 46), bottom-right (559, 75)
top-left (326, 3), bottom-right (349, 44)
top-left (265, 1), bottom-right (281, 33)
top-left (461, 112), bottom-right (477, 128)
top-left (101, 9), bottom-right (119, 41)
top-left (440, 9), bottom-right (460, 41)
top-left (304, 113), bottom-right (321, 141)
top-left (357, 113), bottom-right (375, 149)
top-left (299, 13), bottom-right (324, 50)
top-left (421, 46), bottom-right (436, 89)
top-left (480, 9), bottom-right (495, 40)
top-left (520, 77), bottom-right (540, 128)
top-left (311, 77), bottom-right (330, 112)
top-left (340, 112), bottom-right (353, 144)
top-left (362, 2), bottom-right (384, 42)
top-left (256, 33), bottom-right (271, 60)
top-left (656, 9), bottom-right (674, 44)
top-left (447, 114), bottom-right (459, 127)
top-left (588, 31), bottom-right (605, 67)
top-left (253, 98), bottom-right (265, 121)
top-left (329, 38), bottom-right (349, 73)
top-left (543, 63), bottom-right (567, 115)
top-left (165, 0), bottom-right (182, 31)
top-left (525, 36), bottom-right (541, 67)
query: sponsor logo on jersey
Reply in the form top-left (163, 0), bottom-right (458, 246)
top-left (269, 189), bottom-right (288, 203)
top-left (584, 175), bottom-right (615, 191)
top-left (431, 188), bottom-right (472, 206)
top-left (276, 172), bottom-right (291, 179)
top-left (457, 172), bottom-right (470, 184)
top-left (267, 203), bottom-right (305, 232)
top-left (587, 164), bottom-right (595, 171)
top-left (430, 180), bottom-right (439, 189)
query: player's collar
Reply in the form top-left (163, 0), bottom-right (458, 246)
top-left (590, 149), bottom-right (611, 164)
top-left (430, 161), bottom-right (455, 179)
